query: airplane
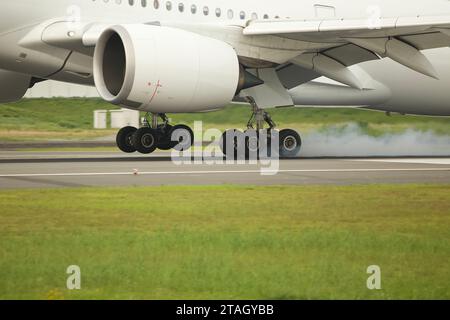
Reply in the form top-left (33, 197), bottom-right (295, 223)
top-left (1, 0), bottom-right (450, 158)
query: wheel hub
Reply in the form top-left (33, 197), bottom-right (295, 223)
top-left (247, 136), bottom-right (259, 152)
top-left (141, 134), bottom-right (155, 148)
top-left (283, 136), bottom-right (297, 151)
top-left (178, 133), bottom-right (187, 143)
top-left (126, 133), bottom-right (134, 146)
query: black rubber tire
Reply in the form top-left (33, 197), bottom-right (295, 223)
top-left (157, 125), bottom-right (174, 151)
top-left (132, 127), bottom-right (159, 154)
top-left (220, 129), bottom-right (245, 159)
top-left (170, 124), bottom-right (194, 151)
top-left (116, 126), bottom-right (137, 153)
top-left (279, 129), bottom-right (302, 158)
top-left (243, 129), bottom-right (276, 159)
top-left (244, 129), bottom-right (259, 160)
top-left (261, 129), bottom-right (278, 159)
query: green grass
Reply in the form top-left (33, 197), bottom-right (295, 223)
top-left (0, 98), bottom-right (118, 131)
top-left (0, 98), bottom-right (449, 141)
top-left (0, 98), bottom-right (118, 141)
top-left (0, 184), bottom-right (449, 300)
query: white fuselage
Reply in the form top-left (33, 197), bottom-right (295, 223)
top-left (1, 0), bottom-right (450, 115)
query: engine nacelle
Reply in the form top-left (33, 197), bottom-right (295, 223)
top-left (93, 25), bottom-right (242, 113)
top-left (0, 69), bottom-right (31, 103)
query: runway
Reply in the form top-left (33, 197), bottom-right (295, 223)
top-left (0, 151), bottom-right (449, 189)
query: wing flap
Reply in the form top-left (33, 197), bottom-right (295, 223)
top-left (321, 44), bottom-right (379, 67)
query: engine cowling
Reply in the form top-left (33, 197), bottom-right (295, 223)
top-left (93, 24), bottom-right (242, 113)
top-left (0, 69), bottom-right (31, 103)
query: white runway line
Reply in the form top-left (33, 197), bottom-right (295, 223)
top-left (354, 158), bottom-right (450, 165)
top-left (0, 168), bottom-right (449, 178)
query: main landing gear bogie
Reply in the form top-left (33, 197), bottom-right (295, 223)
top-left (219, 128), bottom-right (302, 159)
top-left (115, 113), bottom-right (195, 155)
top-left (219, 98), bottom-right (302, 159)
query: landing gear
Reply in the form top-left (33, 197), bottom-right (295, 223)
top-left (219, 97), bottom-right (302, 159)
top-left (279, 129), bottom-right (302, 158)
top-left (154, 114), bottom-right (173, 151)
top-left (116, 126), bottom-right (137, 153)
top-left (132, 127), bottom-right (159, 154)
top-left (115, 113), bottom-right (194, 154)
top-left (220, 129), bottom-right (245, 159)
top-left (156, 124), bottom-right (174, 151)
top-left (170, 124), bottom-right (194, 152)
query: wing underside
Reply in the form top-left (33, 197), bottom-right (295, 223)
top-left (244, 15), bottom-right (450, 88)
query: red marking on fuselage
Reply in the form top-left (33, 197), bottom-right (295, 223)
top-left (148, 80), bottom-right (162, 105)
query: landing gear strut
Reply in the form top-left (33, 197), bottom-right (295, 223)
top-left (246, 97), bottom-right (276, 131)
top-left (220, 97), bottom-right (302, 159)
top-left (115, 113), bottom-right (194, 154)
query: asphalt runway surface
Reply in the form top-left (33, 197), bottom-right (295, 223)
top-left (0, 151), bottom-right (449, 189)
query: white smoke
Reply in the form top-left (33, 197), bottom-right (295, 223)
top-left (301, 123), bottom-right (450, 157)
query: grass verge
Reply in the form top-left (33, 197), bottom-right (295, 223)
top-left (0, 99), bottom-right (449, 141)
top-left (0, 184), bottom-right (449, 300)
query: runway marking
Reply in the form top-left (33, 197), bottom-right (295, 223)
top-left (355, 159), bottom-right (450, 165)
top-left (0, 168), bottom-right (449, 178)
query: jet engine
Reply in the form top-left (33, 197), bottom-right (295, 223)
top-left (0, 69), bottom-right (31, 103)
top-left (93, 25), bottom-right (260, 113)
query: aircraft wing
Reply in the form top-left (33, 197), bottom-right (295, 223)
top-left (245, 15), bottom-right (450, 88)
